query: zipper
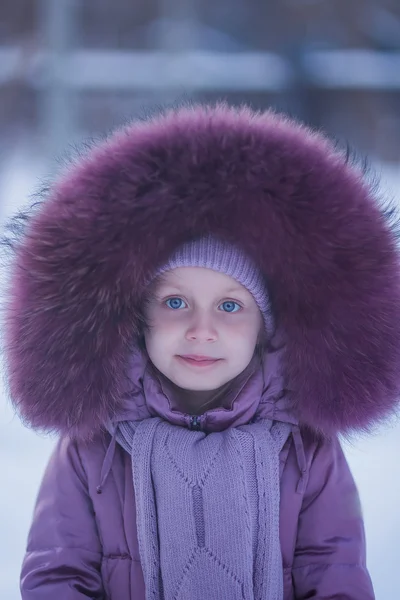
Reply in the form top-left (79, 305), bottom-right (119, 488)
top-left (189, 415), bottom-right (203, 431)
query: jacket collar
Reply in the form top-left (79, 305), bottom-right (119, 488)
top-left (114, 347), bottom-right (299, 432)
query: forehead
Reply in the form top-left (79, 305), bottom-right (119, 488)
top-left (155, 267), bottom-right (247, 295)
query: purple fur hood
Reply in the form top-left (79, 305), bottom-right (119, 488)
top-left (3, 102), bottom-right (400, 440)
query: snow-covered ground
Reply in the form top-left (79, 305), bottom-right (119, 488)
top-left (0, 146), bottom-right (399, 599)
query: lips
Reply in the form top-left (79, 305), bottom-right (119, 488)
top-left (177, 355), bottom-right (222, 367)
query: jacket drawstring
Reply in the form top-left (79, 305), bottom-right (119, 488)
top-left (292, 425), bottom-right (308, 494)
top-left (97, 425), bottom-right (118, 494)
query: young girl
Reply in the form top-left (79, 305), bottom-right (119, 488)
top-left (3, 103), bottom-right (400, 599)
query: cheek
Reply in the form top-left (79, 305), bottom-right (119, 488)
top-left (144, 311), bottom-right (182, 348)
top-left (148, 305), bottom-right (183, 327)
top-left (223, 316), bottom-right (260, 343)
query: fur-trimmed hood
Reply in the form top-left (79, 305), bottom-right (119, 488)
top-left (3, 103), bottom-right (400, 440)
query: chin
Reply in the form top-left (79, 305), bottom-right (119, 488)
top-left (172, 378), bottom-right (217, 392)
top-left (172, 373), bottom-right (230, 392)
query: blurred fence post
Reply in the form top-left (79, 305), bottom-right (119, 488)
top-left (155, 0), bottom-right (199, 104)
top-left (157, 0), bottom-right (199, 50)
top-left (39, 0), bottom-right (78, 162)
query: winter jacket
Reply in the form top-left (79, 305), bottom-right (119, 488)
top-left (4, 103), bottom-right (400, 599)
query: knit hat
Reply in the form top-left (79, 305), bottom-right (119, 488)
top-left (152, 236), bottom-right (274, 334)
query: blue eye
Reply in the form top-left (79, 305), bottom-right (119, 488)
top-left (220, 301), bottom-right (241, 313)
top-left (166, 297), bottom-right (187, 310)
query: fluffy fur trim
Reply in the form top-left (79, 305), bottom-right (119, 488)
top-left (3, 102), bottom-right (400, 439)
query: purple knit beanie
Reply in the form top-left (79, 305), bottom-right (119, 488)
top-left (153, 236), bottom-right (274, 335)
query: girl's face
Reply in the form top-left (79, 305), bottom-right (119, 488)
top-left (144, 267), bottom-right (263, 394)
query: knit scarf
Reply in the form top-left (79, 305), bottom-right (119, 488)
top-left (116, 417), bottom-right (291, 600)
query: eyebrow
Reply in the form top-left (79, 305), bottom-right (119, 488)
top-left (224, 286), bottom-right (246, 294)
top-left (156, 284), bottom-right (246, 296)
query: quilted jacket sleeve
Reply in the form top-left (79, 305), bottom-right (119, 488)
top-left (20, 436), bottom-right (105, 599)
top-left (292, 435), bottom-right (375, 599)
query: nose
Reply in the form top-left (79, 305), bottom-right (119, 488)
top-left (185, 311), bottom-right (218, 342)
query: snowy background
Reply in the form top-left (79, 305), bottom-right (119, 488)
top-left (0, 147), bottom-right (399, 599)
